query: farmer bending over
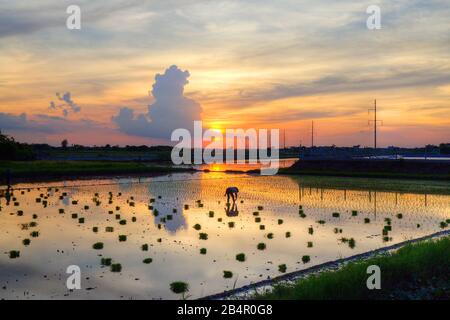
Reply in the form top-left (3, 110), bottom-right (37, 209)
top-left (225, 186), bottom-right (239, 203)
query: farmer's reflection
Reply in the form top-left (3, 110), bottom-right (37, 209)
top-left (225, 202), bottom-right (239, 217)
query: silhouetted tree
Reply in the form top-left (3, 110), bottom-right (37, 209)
top-left (61, 139), bottom-right (68, 148)
top-left (0, 132), bottom-right (35, 160)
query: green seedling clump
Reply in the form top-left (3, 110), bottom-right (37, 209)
top-left (170, 282), bottom-right (189, 295)
top-left (143, 258), bottom-right (153, 264)
top-left (278, 264), bottom-right (287, 273)
top-left (9, 250), bottom-right (20, 259)
top-left (257, 243), bottom-right (266, 250)
top-left (118, 235), bottom-right (127, 242)
top-left (332, 212), bottom-right (340, 218)
top-left (111, 263), bottom-right (122, 272)
top-left (199, 233), bottom-right (208, 240)
top-left (364, 218), bottom-right (371, 223)
top-left (142, 244), bottom-right (149, 251)
top-left (223, 271), bottom-right (233, 278)
top-left (351, 210), bottom-right (358, 216)
top-left (193, 224), bottom-right (201, 231)
top-left (22, 239), bottom-right (31, 246)
top-left (302, 255), bottom-right (310, 263)
top-left (101, 258), bottom-right (112, 266)
top-left (236, 253), bottom-right (246, 262)
top-left (200, 248), bottom-right (207, 255)
top-left (93, 242), bottom-right (104, 250)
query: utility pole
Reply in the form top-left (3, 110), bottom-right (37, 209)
top-left (368, 99), bottom-right (382, 151)
top-left (311, 120), bottom-right (314, 148)
top-left (283, 129), bottom-right (286, 149)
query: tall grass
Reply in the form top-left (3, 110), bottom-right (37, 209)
top-left (256, 236), bottom-right (450, 300)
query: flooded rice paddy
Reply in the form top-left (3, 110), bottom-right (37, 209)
top-left (1, 172), bottom-right (449, 299)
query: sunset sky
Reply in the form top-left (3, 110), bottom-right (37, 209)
top-left (0, 0), bottom-right (449, 147)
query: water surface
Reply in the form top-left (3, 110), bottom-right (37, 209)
top-left (0, 172), bottom-right (448, 299)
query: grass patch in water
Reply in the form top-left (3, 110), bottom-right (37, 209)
top-left (101, 258), bottom-right (112, 266)
top-left (93, 242), bottom-right (104, 250)
top-left (267, 233), bottom-right (274, 239)
top-left (199, 233), bottom-right (208, 240)
top-left (200, 248), bottom-right (207, 254)
top-left (193, 224), bottom-right (201, 231)
top-left (9, 250), bottom-right (20, 259)
top-left (143, 258), bottom-right (153, 264)
top-left (364, 218), bottom-right (371, 223)
top-left (351, 210), bottom-right (358, 216)
top-left (260, 225), bottom-right (265, 230)
top-left (170, 281), bottom-right (189, 296)
top-left (332, 212), bottom-right (340, 218)
top-left (119, 219), bottom-right (126, 225)
top-left (118, 235), bottom-right (127, 242)
top-left (285, 232), bottom-right (291, 238)
top-left (257, 243), bottom-right (266, 250)
top-left (302, 255), bottom-right (310, 264)
top-left (223, 271), bottom-right (233, 278)
top-left (236, 253), bottom-right (246, 262)
top-left (278, 264), bottom-right (287, 273)
top-left (111, 263), bottom-right (122, 272)
top-left (22, 239), bottom-right (31, 246)
top-left (396, 213), bottom-right (403, 219)
top-left (142, 244), bottom-right (149, 251)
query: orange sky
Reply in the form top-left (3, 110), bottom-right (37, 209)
top-left (0, 1), bottom-right (449, 147)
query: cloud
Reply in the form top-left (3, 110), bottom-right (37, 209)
top-left (49, 92), bottom-right (81, 117)
top-left (113, 65), bottom-right (202, 139)
top-left (0, 112), bottom-right (98, 135)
